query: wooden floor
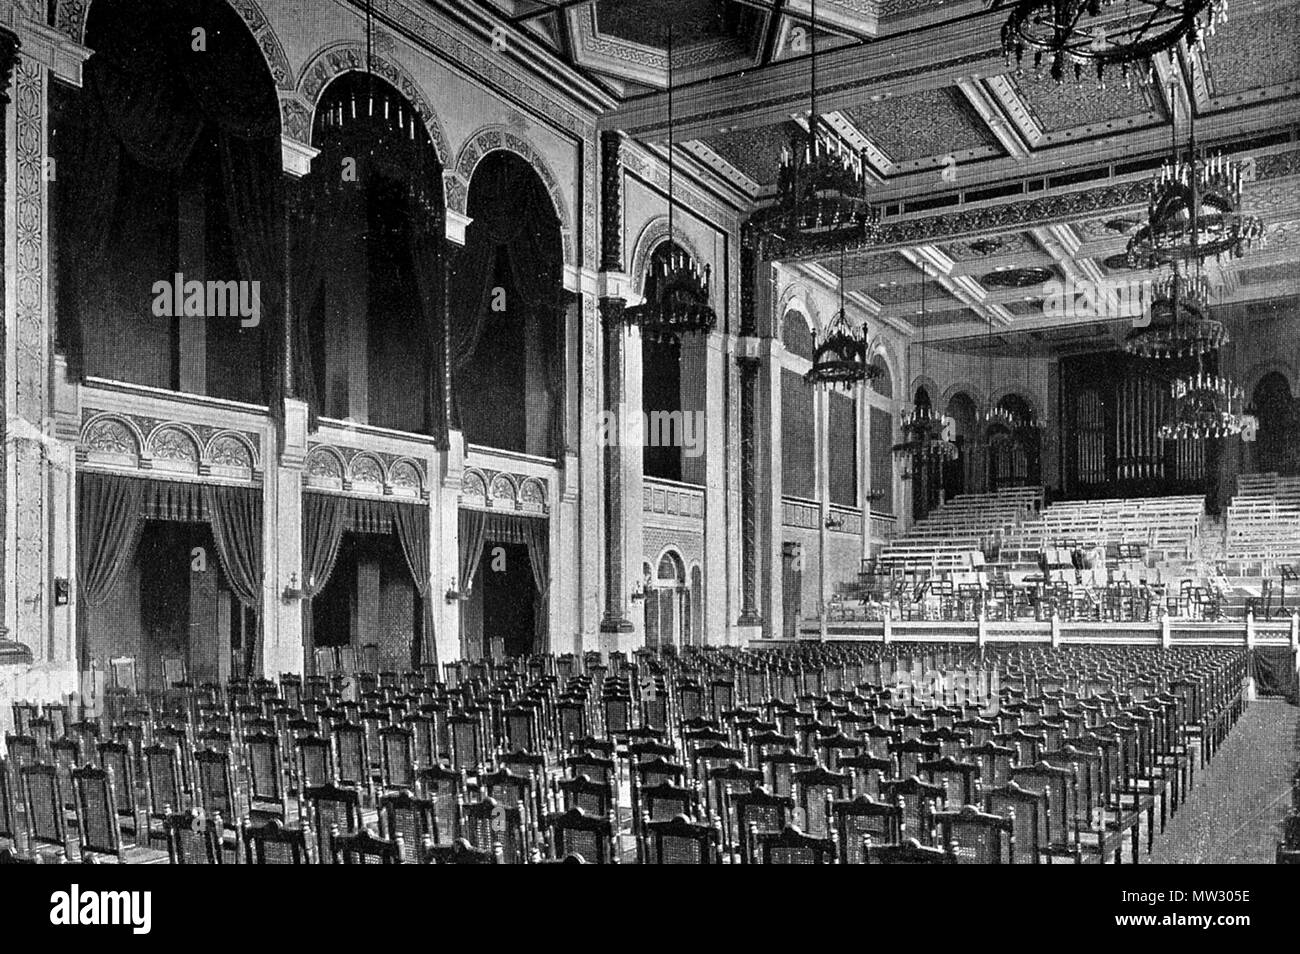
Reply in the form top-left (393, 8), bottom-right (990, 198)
top-left (1149, 697), bottom-right (1299, 864)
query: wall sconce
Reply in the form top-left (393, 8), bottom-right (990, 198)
top-left (631, 580), bottom-right (646, 602)
top-left (281, 572), bottom-right (303, 603)
top-left (445, 578), bottom-right (470, 603)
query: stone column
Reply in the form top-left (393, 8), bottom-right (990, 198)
top-left (738, 355), bottom-right (762, 627)
top-left (599, 299), bottom-right (635, 645)
top-left (0, 26), bottom-right (18, 647)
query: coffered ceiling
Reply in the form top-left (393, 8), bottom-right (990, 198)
top-left (493, 0), bottom-right (1300, 350)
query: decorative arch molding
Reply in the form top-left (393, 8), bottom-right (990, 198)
top-left (303, 443), bottom-right (429, 498)
top-left (145, 422), bottom-right (203, 474)
top-left (451, 126), bottom-right (574, 267)
top-left (628, 216), bottom-right (709, 298)
top-left (1244, 360), bottom-right (1297, 400)
top-left (459, 465), bottom-right (550, 514)
top-left (941, 382), bottom-right (985, 414)
top-left (59, 0), bottom-right (294, 90)
top-left (908, 374), bottom-right (942, 407)
top-left (80, 413), bottom-right (144, 461)
top-left (653, 547), bottom-right (686, 583)
top-left (777, 283), bottom-right (822, 334)
top-left (297, 43), bottom-right (450, 165)
top-left (866, 337), bottom-right (898, 396)
top-left (988, 387), bottom-right (1039, 420)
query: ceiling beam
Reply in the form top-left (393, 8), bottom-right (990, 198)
top-left (598, 6), bottom-right (1008, 140)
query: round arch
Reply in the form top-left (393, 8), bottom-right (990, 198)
top-left (451, 126), bottom-right (574, 266)
top-left (988, 388), bottom-right (1039, 422)
top-left (297, 44), bottom-right (450, 165)
top-left (628, 217), bottom-right (709, 301)
top-left (909, 375), bottom-right (942, 408)
top-left (1244, 360), bottom-right (1298, 402)
top-left (867, 339), bottom-right (897, 399)
top-left (61, 0), bottom-right (294, 89)
top-left (941, 381), bottom-right (986, 413)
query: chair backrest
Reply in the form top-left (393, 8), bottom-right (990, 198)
top-left (833, 794), bottom-right (903, 864)
top-left (458, 796), bottom-right (520, 864)
top-left (415, 765), bottom-right (464, 844)
top-left (163, 809), bottom-right (222, 864)
top-left (378, 790), bottom-right (436, 863)
top-left (548, 807), bottom-right (614, 864)
top-left (757, 824), bottom-right (836, 865)
top-left (0, 758), bottom-right (17, 841)
top-left (21, 762), bottom-right (66, 849)
top-left (72, 766), bottom-right (123, 860)
top-left (194, 748), bottom-right (236, 821)
top-left (933, 804), bottom-right (1015, 863)
top-left (304, 782), bottom-right (362, 864)
top-left (865, 835), bottom-right (956, 864)
top-left (985, 781), bottom-right (1046, 864)
top-left (418, 835), bottom-right (496, 865)
top-left (243, 817), bottom-right (312, 864)
top-left (331, 826), bottom-right (403, 864)
top-left (642, 815), bottom-right (719, 864)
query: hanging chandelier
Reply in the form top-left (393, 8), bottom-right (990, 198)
top-left (1160, 362), bottom-right (1245, 440)
top-left (1124, 270), bottom-right (1227, 358)
top-left (749, 0), bottom-right (880, 250)
top-left (624, 24), bottom-right (717, 342)
top-left (979, 320), bottom-right (1022, 430)
top-left (998, 0), bottom-right (1228, 87)
top-left (632, 245), bottom-right (716, 343)
top-left (805, 248), bottom-right (880, 389)
top-left (893, 265), bottom-right (958, 462)
top-left (1126, 67), bottom-right (1263, 269)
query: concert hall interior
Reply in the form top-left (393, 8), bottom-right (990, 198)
top-left (0, 0), bottom-right (1297, 866)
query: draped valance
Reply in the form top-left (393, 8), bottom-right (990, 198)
top-left (77, 472), bottom-right (263, 672)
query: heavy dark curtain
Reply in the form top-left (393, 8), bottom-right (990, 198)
top-left (449, 153), bottom-right (563, 447)
top-left (302, 492), bottom-right (436, 667)
top-left (77, 474), bottom-right (146, 670)
top-left (1251, 648), bottom-right (1299, 704)
top-left (203, 485), bottom-right (263, 673)
top-left (300, 78), bottom-right (446, 441)
top-left (58, 0), bottom-right (284, 407)
top-left (393, 500), bottom-right (436, 668)
top-left (457, 510), bottom-right (550, 653)
top-left (459, 508), bottom-right (489, 594)
top-left (78, 473), bottom-right (263, 671)
top-left (301, 492), bottom-right (349, 657)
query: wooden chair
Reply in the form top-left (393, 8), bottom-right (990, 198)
top-left (546, 807), bottom-right (615, 864)
top-left (458, 795), bottom-right (519, 864)
top-left (331, 826), bottom-right (404, 864)
top-left (418, 835), bottom-right (496, 865)
top-left (163, 809), bottom-right (223, 864)
top-left (640, 814), bottom-right (720, 864)
top-left (832, 794), bottom-right (903, 864)
top-left (378, 789), bottom-right (438, 862)
top-left (865, 835), bottom-right (957, 864)
top-left (303, 782), bottom-right (362, 864)
top-left (20, 762), bottom-right (67, 857)
top-left (732, 785), bottom-right (794, 864)
top-left (415, 765), bottom-right (465, 844)
top-left (72, 766), bottom-right (166, 863)
top-left (242, 817), bottom-right (312, 864)
top-left (932, 804), bottom-right (1015, 863)
top-left (755, 824), bottom-right (836, 864)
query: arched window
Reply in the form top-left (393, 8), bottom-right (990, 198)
top-left (55, 0), bottom-right (282, 404)
top-left (299, 72), bottom-right (445, 434)
top-left (868, 356), bottom-right (895, 515)
top-left (451, 152), bottom-right (564, 456)
top-left (870, 356), bottom-right (893, 398)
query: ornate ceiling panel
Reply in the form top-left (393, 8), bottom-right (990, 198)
top-left (1201, 2), bottom-right (1300, 100)
top-left (699, 121), bottom-right (800, 185)
top-left (1003, 68), bottom-right (1161, 140)
top-left (938, 231), bottom-right (1041, 262)
top-left (844, 88), bottom-right (1000, 166)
